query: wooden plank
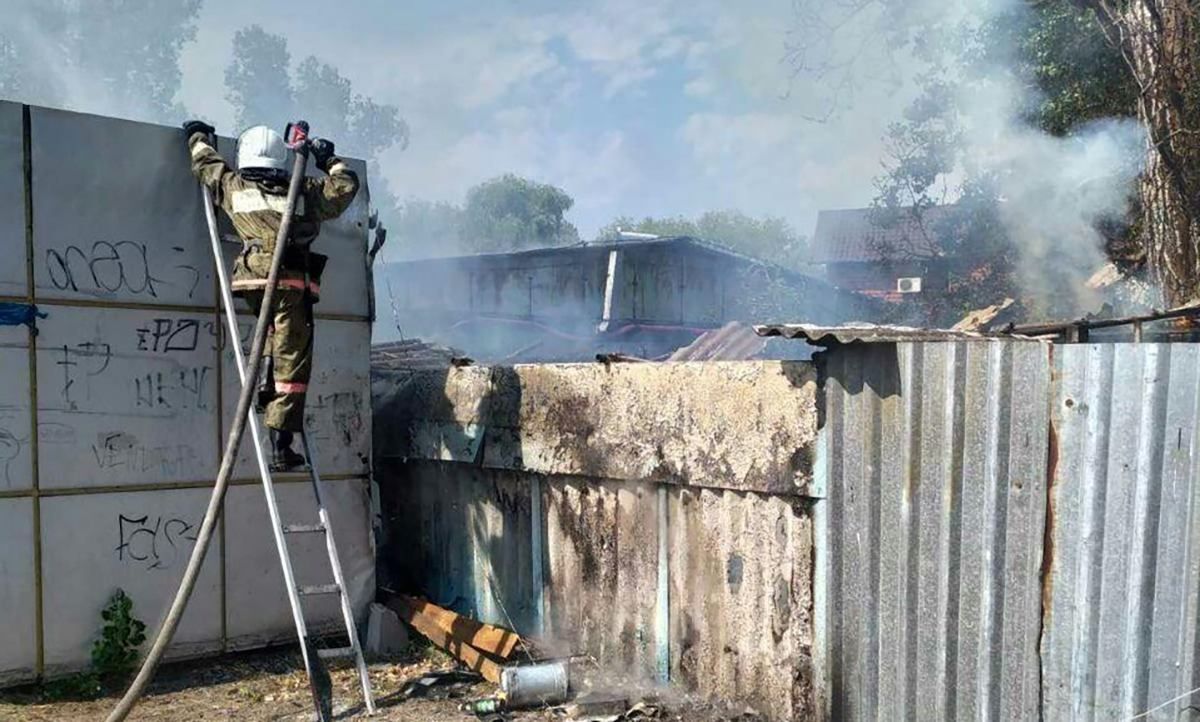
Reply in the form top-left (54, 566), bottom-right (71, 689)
top-left (391, 594), bottom-right (521, 660)
top-left (393, 600), bottom-right (504, 684)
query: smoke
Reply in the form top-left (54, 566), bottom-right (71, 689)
top-left (1, 1), bottom-right (200, 125)
top-left (0, 0), bottom-right (1150, 321)
top-left (954, 31), bottom-right (1145, 312)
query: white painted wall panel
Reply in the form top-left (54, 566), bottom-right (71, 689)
top-left (224, 480), bottom-right (373, 648)
top-left (36, 306), bottom-right (219, 488)
top-left (0, 102), bottom-right (25, 297)
top-left (0, 499), bottom-right (36, 685)
top-left (0, 324), bottom-right (32, 492)
top-left (1, 103), bottom-right (374, 686)
top-left (30, 108), bottom-right (215, 307)
top-left (40, 489), bottom-right (223, 675)
top-left (221, 318), bottom-right (371, 479)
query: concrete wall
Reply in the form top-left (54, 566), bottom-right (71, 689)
top-left (375, 361), bottom-right (819, 720)
top-left (0, 103), bottom-right (375, 684)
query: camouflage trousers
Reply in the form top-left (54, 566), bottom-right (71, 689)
top-left (243, 289), bottom-right (313, 432)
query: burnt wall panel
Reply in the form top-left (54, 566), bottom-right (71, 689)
top-left (543, 477), bottom-right (660, 680)
top-left (379, 361), bottom-right (819, 495)
top-left (380, 460), bottom-right (535, 633)
top-left (375, 359), bottom-right (821, 720)
top-left (669, 487), bottom-right (814, 721)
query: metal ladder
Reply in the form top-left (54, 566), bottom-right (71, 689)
top-left (202, 187), bottom-right (376, 721)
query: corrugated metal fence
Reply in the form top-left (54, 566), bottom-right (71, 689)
top-left (1044, 344), bottom-right (1200, 721)
top-left (821, 340), bottom-right (1200, 721)
top-left (820, 341), bottom-right (1051, 721)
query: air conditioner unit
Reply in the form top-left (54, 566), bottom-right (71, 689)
top-left (896, 277), bottom-right (923, 294)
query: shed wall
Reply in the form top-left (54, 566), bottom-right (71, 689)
top-left (375, 360), bottom-right (819, 721)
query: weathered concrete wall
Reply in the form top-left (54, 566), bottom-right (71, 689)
top-left (376, 361), bottom-right (818, 495)
top-left (375, 360), bottom-right (818, 720)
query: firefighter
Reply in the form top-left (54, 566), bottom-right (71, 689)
top-left (183, 120), bottom-right (359, 470)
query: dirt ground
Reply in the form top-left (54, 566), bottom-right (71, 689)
top-left (0, 645), bottom-right (542, 722)
top-left (0, 646), bottom-right (763, 722)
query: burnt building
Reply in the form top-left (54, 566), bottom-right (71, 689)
top-left (810, 206), bottom-right (967, 302)
top-left (375, 236), bottom-right (874, 362)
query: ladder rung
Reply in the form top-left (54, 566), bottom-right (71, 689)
top-left (316, 646), bottom-right (356, 660)
top-left (298, 583), bottom-right (340, 596)
top-left (283, 523), bottom-right (325, 534)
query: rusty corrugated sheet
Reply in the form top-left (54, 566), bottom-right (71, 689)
top-left (820, 340), bottom-right (1051, 720)
top-left (756, 323), bottom-right (991, 345)
top-left (1042, 344), bottom-right (1200, 721)
top-left (668, 322), bottom-right (766, 361)
top-left (668, 487), bottom-right (814, 721)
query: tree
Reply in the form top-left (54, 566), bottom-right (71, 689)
top-left (226, 25), bottom-right (295, 128)
top-left (997, 3), bottom-right (1138, 135)
top-left (385, 176), bottom-right (581, 258)
top-left (0, 0), bottom-right (201, 122)
top-left (1067, 0), bottom-right (1200, 305)
top-left (461, 175), bottom-right (580, 253)
top-left (597, 211), bottom-right (807, 268)
top-left (793, 0), bottom-right (1200, 307)
top-left (387, 198), bottom-right (467, 259)
top-left (225, 26), bottom-right (410, 215)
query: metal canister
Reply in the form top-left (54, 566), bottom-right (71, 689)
top-left (500, 661), bottom-right (570, 708)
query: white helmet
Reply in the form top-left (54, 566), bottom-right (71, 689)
top-left (236, 125), bottom-right (292, 174)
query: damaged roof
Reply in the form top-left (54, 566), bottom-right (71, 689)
top-left (668, 322), bottom-right (767, 361)
top-left (809, 206), bottom-right (960, 264)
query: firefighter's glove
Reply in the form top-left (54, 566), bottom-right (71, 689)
top-left (311, 138), bottom-right (336, 171)
top-left (182, 119), bottom-right (215, 141)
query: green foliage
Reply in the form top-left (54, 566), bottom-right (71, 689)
top-left (389, 198), bottom-right (465, 256)
top-left (864, 0), bottom-right (1145, 322)
top-left (987, 3), bottom-right (1137, 136)
top-left (597, 210), bottom-right (807, 269)
top-left (92, 588), bottom-right (147, 681)
top-left (461, 175), bottom-right (580, 253)
top-left (37, 589), bottom-right (146, 701)
top-left (386, 176), bottom-right (580, 257)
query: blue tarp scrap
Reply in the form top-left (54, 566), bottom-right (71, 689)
top-left (0, 302), bottom-right (47, 334)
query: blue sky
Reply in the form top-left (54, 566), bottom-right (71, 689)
top-left (176, 0), bottom-right (919, 239)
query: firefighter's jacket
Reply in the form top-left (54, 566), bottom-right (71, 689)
top-left (188, 132), bottom-right (359, 301)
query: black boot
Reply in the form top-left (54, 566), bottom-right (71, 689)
top-left (269, 429), bottom-right (306, 471)
top-left (256, 357), bottom-right (274, 414)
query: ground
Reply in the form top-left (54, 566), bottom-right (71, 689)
top-left (0, 646), bottom-right (761, 721)
top-left (0, 646), bottom-right (542, 722)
